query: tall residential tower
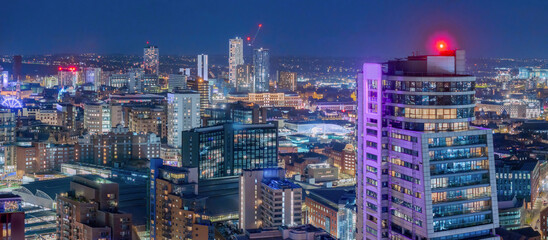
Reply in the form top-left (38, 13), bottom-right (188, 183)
top-left (229, 37), bottom-right (244, 87)
top-left (144, 44), bottom-right (159, 74)
top-left (357, 49), bottom-right (499, 240)
top-left (253, 48), bottom-right (270, 93)
top-left (197, 54), bottom-right (208, 81)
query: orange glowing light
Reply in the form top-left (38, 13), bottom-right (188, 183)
top-left (246, 37), bottom-right (251, 41)
top-left (58, 67), bottom-right (62, 71)
top-left (258, 24), bottom-right (262, 28)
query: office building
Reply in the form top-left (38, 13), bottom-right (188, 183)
top-left (167, 90), bottom-right (201, 148)
top-left (229, 37), bottom-right (244, 87)
top-left (236, 64), bottom-right (254, 93)
top-left (149, 158), bottom-right (214, 240)
top-left (182, 122), bottom-right (279, 179)
top-left (56, 175), bottom-right (132, 240)
top-left (168, 73), bottom-right (187, 91)
top-left (305, 188), bottom-right (356, 240)
top-left (253, 48), bottom-right (270, 93)
top-left (141, 74), bottom-right (159, 93)
top-left (304, 163), bottom-right (339, 183)
top-left (204, 101), bottom-right (267, 126)
top-left (84, 67), bottom-right (102, 90)
top-left (357, 49), bottom-right (499, 239)
top-left (197, 54), bottom-right (208, 81)
top-left (278, 71), bottom-right (297, 92)
top-left (58, 66), bottom-right (80, 88)
top-left (144, 44), bottom-right (159, 74)
top-left (228, 92), bottom-right (304, 108)
top-left (188, 78), bottom-right (210, 117)
top-left (109, 73), bottom-right (130, 88)
top-left (496, 160), bottom-right (536, 203)
top-left (239, 168), bottom-right (302, 231)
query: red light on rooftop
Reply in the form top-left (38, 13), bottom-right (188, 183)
top-left (58, 67), bottom-right (62, 71)
top-left (435, 40), bottom-right (448, 52)
top-left (258, 24), bottom-right (262, 28)
top-left (246, 37), bottom-right (251, 41)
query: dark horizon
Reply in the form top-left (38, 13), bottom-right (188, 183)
top-left (1, 1), bottom-right (547, 59)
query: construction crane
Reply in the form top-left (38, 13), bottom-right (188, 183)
top-left (247, 24), bottom-right (263, 47)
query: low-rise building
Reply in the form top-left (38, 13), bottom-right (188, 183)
top-left (305, 188), bottom-right (356, 240)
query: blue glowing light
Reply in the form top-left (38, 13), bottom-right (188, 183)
top-left (1, 98), bottom-right (22, 109)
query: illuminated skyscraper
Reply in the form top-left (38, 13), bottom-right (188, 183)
top-left (143, 44), bottom-right (159, 74)
top-left (188, 78), bottom-right (210, 117)
top-left (197, 54), bottom-right (208, 81)
top-left (277, 71), bottom-right (297, 92)
top-left (236, 64), bottom-right (253, 92)
top-left (357, 49), bottom-right (499, 239)
top-left (229, 37), bottom-right (244, 87)
top-left (253, 48), bottom-right (270, 93)
top-left (167, 90), bottom-right (201, 149)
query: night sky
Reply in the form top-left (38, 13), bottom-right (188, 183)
top-left (1, 0), bottom-right (547, 58)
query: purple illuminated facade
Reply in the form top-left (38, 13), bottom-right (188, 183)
top-left (357, 50), bottom-right (499, 240)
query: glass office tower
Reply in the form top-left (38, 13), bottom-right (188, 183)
top-left (181, 122), bottom-right (279, 179)
top-left (357, 50), bottom-right (499, 240)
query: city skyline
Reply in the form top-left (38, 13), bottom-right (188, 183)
top-left (1, 1), bottom-right (547, 58)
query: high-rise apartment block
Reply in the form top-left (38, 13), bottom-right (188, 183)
top-left (167, 90), bottom-right (201, 148)
top-left (182, 122), bottom-right (279, 179)
top-left (277, 71), bottom-right (297, 92)
top-left (236, 64), bottom-right (254, 93)
top-left (144, 44), bottom-right (159, 74)
top-left (188, 78), bottom-right (210, 117)
top-left (84, 101), bottom-right (112, 134)
top-left (229, 37), bottom-right (244, 87)
top-left (57, 175), bottom-right (132, 240)
top-left (149, 158), bottom-right (214, 240)
top-left (357, 50), bottom-right (499, 240)
top-left (197, 54), bottom-right (208, 81)
top-left (239, 168), bottom-right (302, 231)
top-left (253, 48), bottom-right (270, 93)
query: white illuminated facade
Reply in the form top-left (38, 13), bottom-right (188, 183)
top-left (167, 90), bottom-right (201, 148)
top-left (197, 54), bottom-right (208, 81)
top-left (229, 37), bottom-right (244, 87)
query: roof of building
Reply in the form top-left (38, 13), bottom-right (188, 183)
top-left (264, 179), bottom-right (301, 190)
top-left (307, 188), bottom-right (356, 211)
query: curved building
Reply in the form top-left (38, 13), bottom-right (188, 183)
top-left (357, 50), bottom-right (499, 240)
